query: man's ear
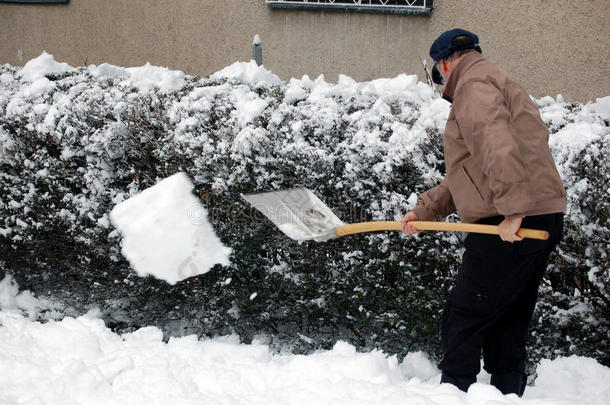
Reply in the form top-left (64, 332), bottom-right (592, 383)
top-left (439, 59), bottom-right (448, 75)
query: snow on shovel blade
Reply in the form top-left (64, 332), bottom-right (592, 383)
top-left (242, 188), bottom-right (345, 241)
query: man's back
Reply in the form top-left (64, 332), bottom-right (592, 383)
top-left (442, 51), bottom-right (566, 222)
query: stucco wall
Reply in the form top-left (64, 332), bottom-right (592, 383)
top-left (1, 0), bottom-right (608, 101)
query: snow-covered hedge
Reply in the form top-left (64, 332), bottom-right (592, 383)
top-left (1, 53), bottom-right (608, 369)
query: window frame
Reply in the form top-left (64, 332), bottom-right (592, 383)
top-left (266, 0), bottom-right (433, 15)
top-left (0, 0), bottom-right (69, 4)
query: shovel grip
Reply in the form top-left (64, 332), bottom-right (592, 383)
top-left (335, 221), bottom-right (549, 240)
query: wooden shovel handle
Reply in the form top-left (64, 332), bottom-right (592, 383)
top-left (335, 221), bottom-right (549, 240)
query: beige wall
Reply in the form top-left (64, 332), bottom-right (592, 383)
top-left (1, 0), bottom-right (608, 101)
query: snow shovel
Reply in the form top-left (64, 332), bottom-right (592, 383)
top-left (242, 188), bottom-right (549, 242)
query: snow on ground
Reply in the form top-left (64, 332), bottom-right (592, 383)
top-left (0, 309), bottom-right (608, 405)
top-left (0, 275), bottom-right (63, 320)
top-left (109, 173), bottom-right (231, 284)
top-left (1, 277), bottom-right (608, 405)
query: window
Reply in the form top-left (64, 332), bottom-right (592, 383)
top-left (266, 0), bottom-right (433, 15)
top-left (0, 0), bottom-right (69, 3)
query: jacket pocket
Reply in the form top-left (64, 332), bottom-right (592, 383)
top-left (447, 161), bottom-right (495, 221)
top-left (461, 166), bottom-right (484, 201)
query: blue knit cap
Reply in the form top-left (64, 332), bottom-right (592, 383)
top-left (429, 28), bottom-right (482, 62)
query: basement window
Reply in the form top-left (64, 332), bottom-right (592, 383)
top-left (266, 0), bottom-right (433, 15)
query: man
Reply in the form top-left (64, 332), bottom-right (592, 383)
top-left (401, 29), bottom-right (566, 396)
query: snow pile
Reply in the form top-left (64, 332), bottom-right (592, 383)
top-left (0, 275), bottom-right (62, 320)
top-left (110, 173), bottom-right (231, 284)
top-left (18, 51), bottom-right (77, 82)
top-left (527, 356), bottom-right (610, 404)
top-left (212, 60), bottom-right (282, 86)
top-left (1, 311), bottom-right (608, 405)
top-left (123, 63), bottom-right (186, 93)
top-left (87, 61), bottom-right (186, 93)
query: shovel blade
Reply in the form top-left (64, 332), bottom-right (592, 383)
top-left (242, 188), bottom-right (345, 241)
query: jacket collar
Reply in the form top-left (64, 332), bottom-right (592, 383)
top-left (442, 51), bottom-right (484, 103)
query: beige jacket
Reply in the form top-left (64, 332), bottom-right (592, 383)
top-left (413, 52), bottom-right (566, 223)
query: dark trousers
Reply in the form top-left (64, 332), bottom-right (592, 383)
top-left (439, 213), bottom-right (564, 395)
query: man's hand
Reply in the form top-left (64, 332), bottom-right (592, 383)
top-left (401, 211), bottom-right (420, 235)
top-left (498, 217), bottom-right (524, 242)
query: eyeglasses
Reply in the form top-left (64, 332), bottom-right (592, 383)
top-left (431, 62), bottom-right (445, 86)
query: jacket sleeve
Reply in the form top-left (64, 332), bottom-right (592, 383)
top-left (453, 80), bottom-right (534, 218)
top-left (412, 177), bottom-right (456, 221)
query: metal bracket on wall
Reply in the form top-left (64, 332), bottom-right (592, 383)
top-left (266, 0), bottom-right (433, 15)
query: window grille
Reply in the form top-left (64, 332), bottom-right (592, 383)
top-left (266, 0), bottom-right (433, 15)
